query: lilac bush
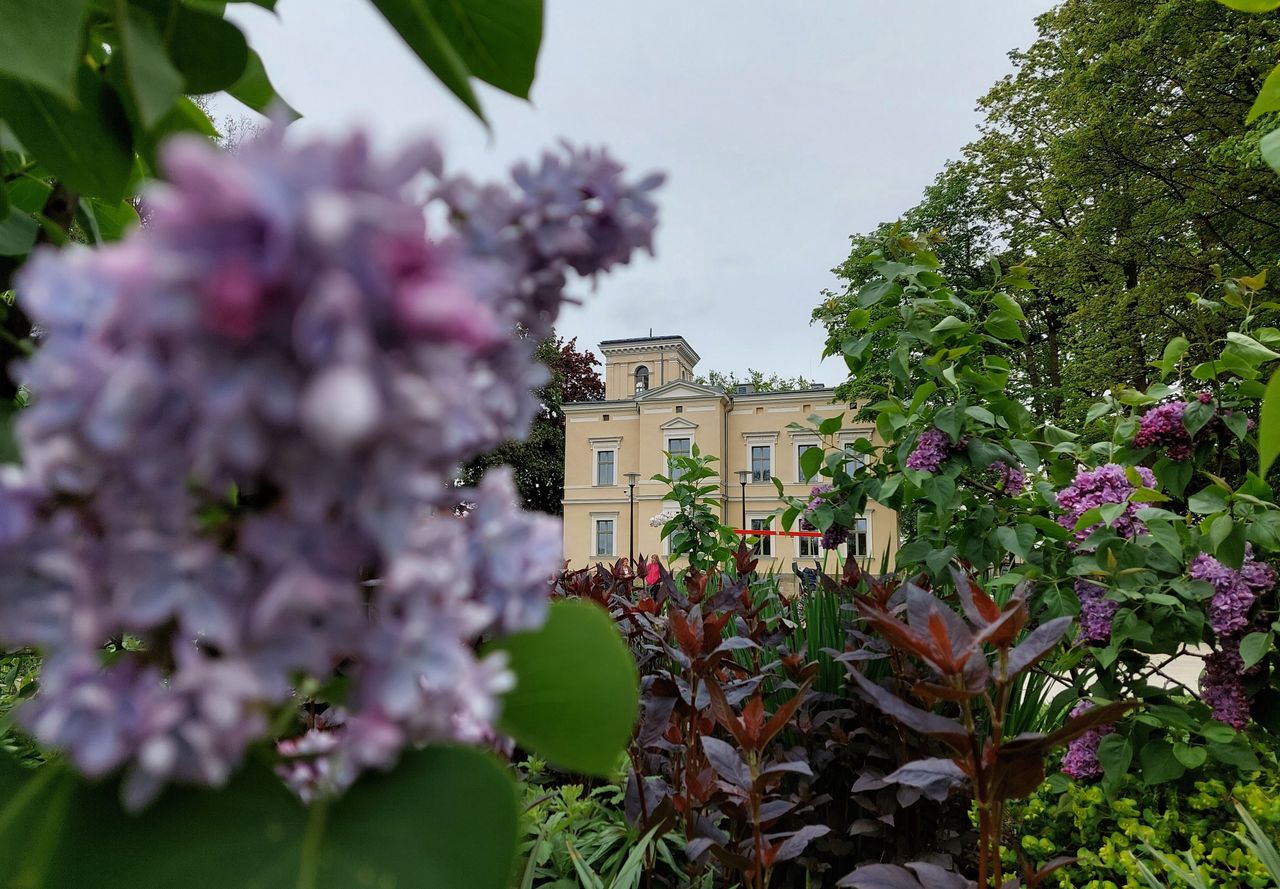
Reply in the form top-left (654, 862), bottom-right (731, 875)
top-left (1074, 579), bottom-right (1118, 645)
top-left (904, 426), bottom-right (956, 472)
top-left (0, 129), bottom-right (662, 809)
top-left (1055, 463), bottom-right (1156, 545)
top-left (1060, 701), bottom-right (1115, 781)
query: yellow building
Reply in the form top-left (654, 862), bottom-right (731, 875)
top-left (561, 335), bottom-right (898, 588)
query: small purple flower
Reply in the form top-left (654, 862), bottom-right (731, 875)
top-left (1061, 701), bottom-right (1114, 782)
top-left (1133, 401), bottom-right (1194, 460)
top-left (990, 460), bottom-right (1026, 493)
top-left (1201, 648), bottom-right (1249, 730)
top-left (1190, 548), bottom-right (1273, 638)
top-left (905, 427), bottom-right (954, 473)
top-left (1055, 464), bottom-right (1156, 546)
top-left (1075, 579), bottom-right (1118, 645)
top-left (800, 485), bottom-right (850, 549)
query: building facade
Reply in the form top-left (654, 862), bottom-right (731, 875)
top-left (561, 335), bottom-right (898, 587)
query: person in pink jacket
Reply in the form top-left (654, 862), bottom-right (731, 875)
top-left (644, 553), bottom-right (661, 593)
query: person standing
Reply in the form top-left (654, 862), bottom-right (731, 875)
top-left (644, 553), bottom-right (661, 595)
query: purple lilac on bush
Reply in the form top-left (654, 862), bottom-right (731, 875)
top-left (801, 484), bottom-right (849, 549)
top-left (904, 426), bottom-right (955, 473)
top-left (0, 129), bottom-right (662, 808)
top-left (1189, 549), bottom-right (1274, 637)
top-left (1061, 701), bottom-right (1114, 781)
top-left (1055, 463), bottom-right (1156, 545)
top-left (1074, 579), bottom-right (1118, 645)
top-left (1200, 648), bottom-right (1250, 730)
top-left (989, 459), bottom-right (1026, 493)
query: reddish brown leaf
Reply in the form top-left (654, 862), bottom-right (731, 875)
top-left (705, 678), bottom-right (751, 749)
top-left (1002, 616), bottom-right (1071, 680)
top-left (951, 567), bottom-right (1001, 625)
top-left (847, 669), bottom-right (972, 755)
top-left (742, 695), bottom-right (766, 750)
top-left (759, 680), bottom-right (812, 749)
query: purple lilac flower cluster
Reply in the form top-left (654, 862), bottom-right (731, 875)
top-left (800, 485), bottom-right (849, 549)
top-left (1074, 579), bottom-right (1118, 645)
top-left (1200, 648), bottom-right (1251, 731)
top-left (904, 426), bottom-right (956, 473)
top-left (0, 129), bottom-right (662, 808)
top-left (1132, 394), bottom-right (1254, 462)
top-left (1189, 549), bottom-right (1275, 637)
top-left (1188, 547), bottom-right (1275, 728)
top-left (1061, 701), bottom-right (1115, 782)
top-left (989, 460), bottom-right (1026, 493)
top-left (1055, 464), bottom-right (1156, 546)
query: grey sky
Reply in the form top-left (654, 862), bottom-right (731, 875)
top-left (228, 1), bottom-right (1054, 383)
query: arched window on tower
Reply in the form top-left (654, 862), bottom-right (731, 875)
top-left (634, 365), bottom-right (650, 394)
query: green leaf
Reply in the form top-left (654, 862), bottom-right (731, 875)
top-left (995, 523), bottom-right (1035, 561)
top-left (1219, 0), bottom-right (1280, 11)
top-left (1240, 631), bottom-right (1272, 669)
top-left (1172, 742), bottom-right (1208, 769)
top-left (227, 48), bottom-right (299, 119)
top-left (992, 291), bottom-right (1025, 321)
top-left (1260, 368), bottom-right (1280, 476)
top-left (1139, 740), bottom-right (1185, 784)
top-left (1262, 127), bottom-right (1280, 175)
top-left (818, 414), bottom-right (843, 436)
top-left (0, 747), bottom-right (518, 889)
top-left (0, 0), bottom-right (90, 101)
top-left (1206, 739), bottom-right (1261, 770)
top-left (491, 599), bottom-right (638, 775)
top-left (0, 207), bottom-right (38, 256)
top-left (116, 5), bottom-right (184, 126)
top-left (1159, 336), bottom-right (1191, 377)
top-left (1182, 400), bottom-right (1215, 437)
top-left (0, 69), bottom-right (133, 201)
top-left (168, 7), bottom-right (250, 94)
top-left (369, 0), bottom-right (486, 122)
top-left (1226, 331), bottom-right (1280, 364)
top-left (1187, 486), bottom-right (1229, 515)
top-left (983, 310), bottom-right (1024, 342)
top-left (800, 446), bottom-right (823, 481)
top-left (1251, 62), bottom-right (1280, 122)
top-left (1098, 733), bottom-right (1133, 780)
top-left (426, 0), bottom-right (542, 99)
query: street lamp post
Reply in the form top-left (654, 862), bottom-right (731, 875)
top-left (625, 472), bottom-right (640, 566)
top-left (736, 469), bottom-right (751, 531)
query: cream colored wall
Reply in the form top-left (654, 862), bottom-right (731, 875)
top-left (601, 344), bottom-right (695, 400)
top-left (562, 380), bottom-right (900, 584)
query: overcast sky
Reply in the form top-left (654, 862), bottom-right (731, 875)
top-left (227, 1), bottom-right (1055, 383)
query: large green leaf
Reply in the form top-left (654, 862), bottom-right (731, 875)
top-left (117, 5), bottom-right (185, 126)
top-left (0, 68), bottom-right (133, 201)
top-left (1260, 368), bottom-right (1280, 475)
top-left (0, 746), bottom-right (518, 889)
top-left (0, 207), bottom-right (38, 256)
top-left (1218, 0), bottom-right (1280, 11)
top-left (492, 599), bottom-right (639, 775)
top-left (369, 0), bottom-right (485, 121)
top-left (428, 0), bottom-right (542, 99)
top-left (0, 0), bottom-right (90, 101)
top-left (228, 49), bottom-right (299, 119)
top-left (168, 6), bottom-right (250, 94)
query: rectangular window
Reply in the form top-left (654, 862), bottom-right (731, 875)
top-left (668, 437), bottom-right (691, 481)
top-left (844, 443), bottom-right (867, 473)
top-left (798, 533), bottom-right (821, 558)
top-left (750, 518), bottom-right (772, 556)
top-left (798, 444), bottom-right (817, 483)
top-left (751, 445), bottom-right (771, 483)
top-left (849, 517), bottom-right (869, 559)
top-left (595, 449), bottom-right (615, 486)
top-left (594, 519), bottom-right (615, 557)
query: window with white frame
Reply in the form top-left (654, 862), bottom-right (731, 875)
top-left (594, 518), bottom-right (616, 557)
top-left (848, 517), bottom-right (869, 559)
top-left (750, 445), bottom-right (771, 483)
top-left (797, 442), bottom-right (819, 483)
top-left (667, 436), bottom-right (691, 481)
top-left (749, 517), bottom-right (772, 556)
top-left (797, 532), bottom-right (821, 558)
top-left (595, 449), bottom-right (615, 486)
top-left (634, 365), bottom-right (649, 393)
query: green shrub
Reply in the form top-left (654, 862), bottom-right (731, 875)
top-left (1006, 749), bottom-right (1280, 888)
